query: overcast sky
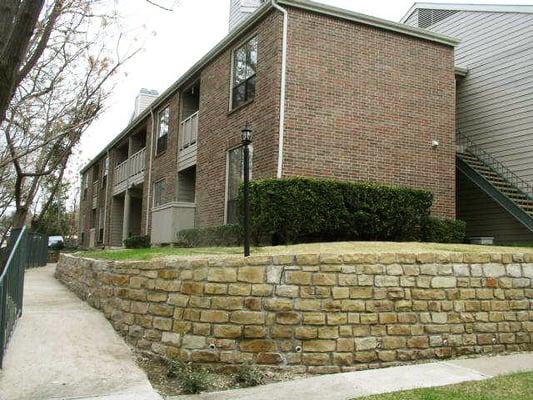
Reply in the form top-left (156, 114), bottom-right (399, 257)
top-left (74, 0), bottom-right (532, 177)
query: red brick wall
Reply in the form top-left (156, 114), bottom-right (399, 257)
top-left (195, 11), bottom-right (284, 227)
top-left (282, 8), bottom-right (456, 218)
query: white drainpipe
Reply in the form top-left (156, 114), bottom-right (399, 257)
top-left (272, 0), bottom-right (288, 179)
top-left (145, 108), bottom-right (156, 232)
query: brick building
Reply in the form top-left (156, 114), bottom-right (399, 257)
top-left (78, 0), bottom-right (458, 248)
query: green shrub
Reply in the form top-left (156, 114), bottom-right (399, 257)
top-left (176, 225), bottom-right (242, 247)
top-left (423, 217), bottom-right (466, 244)
top-left (123, 235), bottom-right (151, 249)
top-left (167, 360), bottom-right (213, 394)
top-left (234, 364), bottom-right (265, 387)
top-left (240, 177), bottom-right (433, 245)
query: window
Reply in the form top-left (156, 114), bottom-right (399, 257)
top-left (98, 208), bottom-right (105, 243)
top-left (226, 146), bottom-right (252, 224)
top-left (91, 209), bottom-right (97, 229)
top-left (103, 157), bottom-right (109, 176)
top-left (92, 164), bottom-right (99, 182)
top-left (82, 173), bottom-right (88, 200)
top-left (231, 36), bottom-right (258, 110)
top-left (101, 157), bottom-right (108, 188)
top-left (153, 179), bottom-right (166, 207)
top-left (157, 107), bottom-right (170, 154)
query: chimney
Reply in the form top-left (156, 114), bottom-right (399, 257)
top-left (132, 88), bottom-right (159, 120)
top-left (229, 0), bottom-right (264, 32)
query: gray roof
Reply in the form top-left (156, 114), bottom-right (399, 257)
top-left (81, 0), bottom-right (459, 173)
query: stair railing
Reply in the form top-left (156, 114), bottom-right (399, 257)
top-left (457, 131), bottom-right (533, 201)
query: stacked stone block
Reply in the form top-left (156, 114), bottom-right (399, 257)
top-left (56, 252), bottom-right (533, 374)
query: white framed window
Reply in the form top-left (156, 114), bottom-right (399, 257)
top-left (82, 173), bottom-right (88, 200)
top-left (103, 156), bottom-right (109, 176)
top-left (102, 156), bottom-right (109, 188)
top-left (230, 36), bottom-right (258, 110)
top-left (153, 179), bottom-right (166, 207)
top-left (225, 145), bottom-right (253, 224)
top-left (156, 107), bottom-right (170, 155)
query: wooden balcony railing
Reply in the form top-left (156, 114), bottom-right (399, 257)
top-left (113, 147), bottom-right (146, 191)
top-left (180, 111), bottom-right (198, 150)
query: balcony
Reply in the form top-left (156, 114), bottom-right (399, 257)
top-left (151, 202), bottom-right (196, 244)
top-left (178, 111), bottom-right (198, 171)
top-left (113, 147), bottom-right (146, 195)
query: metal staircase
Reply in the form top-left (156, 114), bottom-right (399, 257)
top-left (456, 131), bottom-right (533, 233)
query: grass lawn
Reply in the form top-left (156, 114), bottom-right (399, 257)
top-left (356, 372), bottom-right (533, 400)
top-left (78, 241), bottom-right (533, 261)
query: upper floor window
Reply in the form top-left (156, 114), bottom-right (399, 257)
top-left (231, 36), bottom-right (257, 110)
top-left (82, 173), bottom-right (88, 200)
top-left (153, 179), bottom-right (166, 207)
top-left (103, 156), bottom-right (109, 176)
top-left (102, 156), bottom-right (109, 188)
top-left (157, 107), bottom-right (170, 155)
top-left (92, 163), bottom-right (99, 182)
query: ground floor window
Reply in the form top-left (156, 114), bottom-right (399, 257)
top-left (226, 145), bottom-right (252, 224)
top-left (153, 179), bottom-right (166, 207)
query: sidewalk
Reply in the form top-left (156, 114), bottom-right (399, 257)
top-left (0, 265), bottom-right (162, 400)
top-left (171, 352), bottom-right (533, 400)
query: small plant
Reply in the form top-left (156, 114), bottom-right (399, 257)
top-left (167, 360), bottom-right (213, 394)
top-left (123, 235), bottom-right (151, 249)
top-left (234, 363), bottom-right (265, 388)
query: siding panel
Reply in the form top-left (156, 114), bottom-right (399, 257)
top-left (421, 11), bottom-right (533, 186)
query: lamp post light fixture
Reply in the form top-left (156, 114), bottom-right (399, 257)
top-left (242, 123), bottom-right (252, 257)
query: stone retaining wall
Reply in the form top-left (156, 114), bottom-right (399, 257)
top-left (56, 252), bottom-right (533, 374)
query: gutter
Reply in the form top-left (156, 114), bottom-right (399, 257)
top-left (272, 0), bottom-right (288, 179)
top-left (145, 107), bottom-right (156, 232)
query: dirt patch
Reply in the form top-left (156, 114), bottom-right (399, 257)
top-left (134, 351), bottom-right (308, 396)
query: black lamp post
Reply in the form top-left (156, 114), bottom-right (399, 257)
top-left (242, 123), bottom-right (252, 257)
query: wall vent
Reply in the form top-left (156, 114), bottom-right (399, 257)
top-left (418, 9), bottom-right (459, 28)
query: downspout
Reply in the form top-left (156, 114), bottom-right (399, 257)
top-left (145, 108), bottom-right (156, 233)
top-left (272, 0), bottom-right (288, 179)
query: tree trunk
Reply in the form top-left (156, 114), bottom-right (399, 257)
top-left (0, 0), bottom-right (45, 126)
top-left (12, 206), bottom-right (29, 229)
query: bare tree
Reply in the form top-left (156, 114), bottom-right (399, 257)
top-left (1, 0), bottom-right (138, 229)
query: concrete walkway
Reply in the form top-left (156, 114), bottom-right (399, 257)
top-left (172, 353), bottom-right (533, 400)
top-left (0, 265), bottom-right (162, 400)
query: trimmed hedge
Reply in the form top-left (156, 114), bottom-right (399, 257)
top-left (240, 177), bottom-right (434, 245)
top-left (124, 235), bottom-right (151, 249)
top-left (423, 217), bottom-right (466, 244)
top-left (176, 225), bottom-right (242, 248)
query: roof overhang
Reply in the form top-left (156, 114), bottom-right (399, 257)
top-left (81, 0), bottom-right (459, 173)
top-left (401, 2), bottom-right (533, 23)
top-left (455, 66), bottom-right (468, 78)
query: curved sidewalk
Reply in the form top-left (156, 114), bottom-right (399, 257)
top-left (0, 265), bottom-right (162, 400)
top-left (172, 352), bottom-right (533, 400)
